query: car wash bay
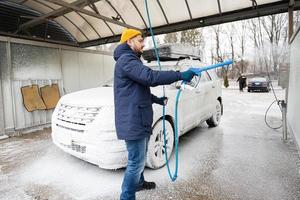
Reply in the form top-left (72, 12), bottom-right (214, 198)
top-left (1, 0), bottom-right (300, 200)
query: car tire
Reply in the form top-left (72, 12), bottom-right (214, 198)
top-left (146, 119), bottom-right (174, 169)
top-left (206, 100), bottom-right (222, 127)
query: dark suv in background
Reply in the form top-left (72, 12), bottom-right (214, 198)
top-left (247, 77), bottom-right (271, 92)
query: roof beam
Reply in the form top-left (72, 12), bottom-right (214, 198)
top-left (0, 30), bottom-right (78, 46)
top-left (33, 0), bottom-right (100, 40)
top-left (45, 0), bottom-right (141, 30)
top-left (251, 0), bottom-right (258, 9)
top-left (105, 0), bottom-right (126, 23)
top-left (130, 0), bottom-right (148, 28)
top-left (79, 1), bottom-right (300, 47)
top-left (87, 1), bottom-right (115, 35)
top-left (217, 0), bottom-right (222, 15)
top-left (185, 0), bottom-right (193, 20)
top-left (31, 0), bottom-right (84, 42)
top-left (16, 0), bottom-right (95, 33)
top-left (76, 11), bottom-right (101, 38)
top-left (156, 0), bottom-right (169, 24)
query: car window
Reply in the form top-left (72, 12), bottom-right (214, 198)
top-left (200, 72), bottom-right (211, 83)
top-left (207, 70), bottom-right (218, 80)
top-left (250, 77), bottom-right (267, 82)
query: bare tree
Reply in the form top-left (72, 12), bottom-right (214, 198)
top-left (248, 18), bottom-right (260, 74)
top-left (211, 25), bottom-right (230, 87)
top-left (249, 17), bottom-right (271, 75)
top-left (237, 21), bottom-right (247, 74)
top-left (212, 25), bottom-right (224, 62)
top-left (225, 24), bottom-right (236, 78)
top-left (261, 14), bottom-right (288, 75)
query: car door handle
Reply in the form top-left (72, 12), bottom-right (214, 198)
top-left (212, 85), bottom-right (215, 88)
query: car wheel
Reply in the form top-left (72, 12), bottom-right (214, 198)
top-left (206, 100), bottom-right (222, 127)
top-left (248, 89), bottom-right (251, 92)
top-left (146, 119), bottom-right (174, 169)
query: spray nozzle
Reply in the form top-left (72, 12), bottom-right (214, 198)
top-left (177, 60), bottom-right (234, 91)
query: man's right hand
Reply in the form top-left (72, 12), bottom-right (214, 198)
top-left (180, 70), bottom-right (196, 82)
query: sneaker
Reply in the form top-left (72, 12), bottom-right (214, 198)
top-left (136, 181), bottom-right (156, 191)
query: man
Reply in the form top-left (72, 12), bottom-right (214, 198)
top-left (113, 29), bottom-right (195, 200)
top-left (237, 74), bottom-right (246, 92)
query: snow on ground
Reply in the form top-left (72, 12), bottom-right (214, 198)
top-left (1, 85), bottom-right (300, 200)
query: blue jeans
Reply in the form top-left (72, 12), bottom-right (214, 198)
top-left (120, 137), bottom-right (149, 200)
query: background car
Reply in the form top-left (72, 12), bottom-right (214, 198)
top-left (247, 77), bottom-right (271, 92)
top-left (51, 46), bottom-right (223, 170)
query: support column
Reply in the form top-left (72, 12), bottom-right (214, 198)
top-left (0, 41), bottom-right (9, 138)
top-left (0, 75), bottom-right (5, 136)
top-left (288, 1), bottom-right (294, 42)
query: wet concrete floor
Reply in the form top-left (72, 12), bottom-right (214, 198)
top-left (1, 88), bottom-right (300, 200)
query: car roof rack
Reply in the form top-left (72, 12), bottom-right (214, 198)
top-left (142, 43), bottom-right (201, 62)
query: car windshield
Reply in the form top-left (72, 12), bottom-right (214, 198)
top-left (250, 77), bottom-right (267, 82)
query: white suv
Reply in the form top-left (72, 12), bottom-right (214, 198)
top-left (51, 58), bottom-right (223, 169)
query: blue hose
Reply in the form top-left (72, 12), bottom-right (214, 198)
top-left (145, 0), bottom-right (179, 181)
top-left (144, 0), bottom-right (232, 182)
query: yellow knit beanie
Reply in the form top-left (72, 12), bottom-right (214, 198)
top-left (120, 29), bottom-right (142, 43)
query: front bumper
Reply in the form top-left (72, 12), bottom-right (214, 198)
top-left (248, 86), bottom-right (269, 91)
top-left (52, 123), bottom-right (127, 169)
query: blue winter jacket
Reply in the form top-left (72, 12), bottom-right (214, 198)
top-left (113, 43), bottom-right (181, 140)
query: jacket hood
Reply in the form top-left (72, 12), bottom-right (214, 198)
top-left (113, 43), bottom-right (132, 61)
top-left (113, 43), bottom-right (141, 61)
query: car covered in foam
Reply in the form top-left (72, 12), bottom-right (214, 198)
top-left (52, 46), bottom-right (223, 169)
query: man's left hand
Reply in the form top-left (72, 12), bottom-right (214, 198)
top-left (159, 97), bottom-right (168, 106)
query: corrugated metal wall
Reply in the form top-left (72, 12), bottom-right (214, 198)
top-left (61, 50), bottom-right (114, 93)
top-left (0, 37), bottom-right (114, 135)
top-left (287, 27), bottom-right (300, 148)
top-left (11, 43), bottom-right (62, 130)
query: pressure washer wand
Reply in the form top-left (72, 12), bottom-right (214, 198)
top-left (180, 60), bottom-right (233, 91)
top-left (188, 60), bottom-right (233, 76)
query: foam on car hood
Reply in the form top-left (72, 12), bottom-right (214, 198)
top-left (60, 87), bottom-right (114, 107)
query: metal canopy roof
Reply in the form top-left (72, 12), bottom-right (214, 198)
top-left (1, 0), bottom-right (300, 47)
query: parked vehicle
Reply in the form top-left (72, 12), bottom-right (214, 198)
top-left (51, 46), bottom-right (223, 170)
top-left (247, 77), bottom-right (271, 92)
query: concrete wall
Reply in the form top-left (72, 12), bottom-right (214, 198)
top-left (287, 26), bottom-right (300, 147)
top-left (0, 36), bottom-right (114, 135)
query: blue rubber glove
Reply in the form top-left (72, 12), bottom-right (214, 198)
top-left (158, 97), bottom-right (168, 106)
top-left (180, 70), bottom-right (196, 82)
